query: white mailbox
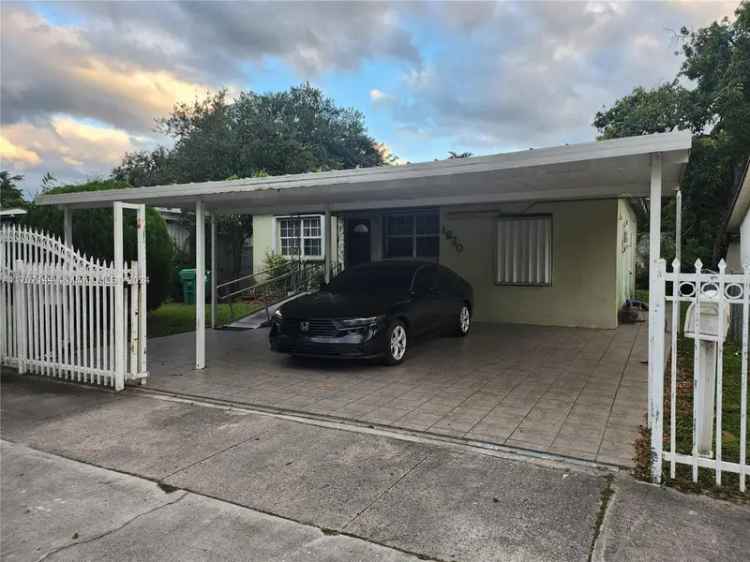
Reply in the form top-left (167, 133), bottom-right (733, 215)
top-left (682, 299), bottom-right (731, 457)
top-left (683, 301), bottom-right (731, 340)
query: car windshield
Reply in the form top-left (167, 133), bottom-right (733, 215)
top-left (327, 266), bottom-right (414, 293)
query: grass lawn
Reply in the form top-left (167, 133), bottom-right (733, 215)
top-left (147, 301), bottom-right (263, 338)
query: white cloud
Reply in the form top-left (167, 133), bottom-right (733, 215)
top-left (370, 89), bottom-right (396, 105)
top-left (1, 116), bottom-right (156, 196)
top-left (0, 134), bottom-right (41, 168)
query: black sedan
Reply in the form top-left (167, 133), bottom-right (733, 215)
top-left (269, 260), bottom-right (473, 365)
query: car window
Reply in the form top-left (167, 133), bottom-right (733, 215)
top-left (412, 266), bottom-right (437, 294)
top-left (328, 266), bottom-right (414, 292)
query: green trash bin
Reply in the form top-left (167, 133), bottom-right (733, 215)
top-left (178, 269), bottom-right (196, 304)
top-left (178, 269), bottom-right (211, 305)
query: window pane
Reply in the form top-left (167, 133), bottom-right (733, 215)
top-left (303, 217), bottom-right (320, 237)
top-left (386, 237), bottom-right (413, 258)
top-left (280, 219), bottom-right (301, 237)
top-left (281, 238), bottom-right (300, 256)
top-left (415, 213), bottom-right (438, 235)
top-left (416, 236), bottom-right (439, 258)
top-left (304, 238), bottom-right (321, 257)
top-left (387, 215), bottom-right (413, 236)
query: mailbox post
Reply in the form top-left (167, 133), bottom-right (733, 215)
top-left (684, 292), bottom-right (730, 457)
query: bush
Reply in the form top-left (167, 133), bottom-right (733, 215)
top-left (23, 179), bottom-right (175, 310)
top-left (262, 251), bottom-right (291, 279)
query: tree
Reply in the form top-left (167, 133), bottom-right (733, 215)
top-left (22, 180), bottom-right (175, 310)
top-left (114, 83), bottom-right (387, 186)
top-left (593, 1), bottom-right (750, 272)
top-left (113, 83), bottom-right (388, 277)
top-left (0, 171), bottom-right (27, 210)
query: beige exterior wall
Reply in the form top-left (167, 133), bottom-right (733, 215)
top-left (616, 199), bottom-right (638, 308)
top-left (251, 215), bottom-right (275, 274)
top-left (254, 200), bottom-right (622, 329)
top-left (439, 200), bottom-right (620, 329)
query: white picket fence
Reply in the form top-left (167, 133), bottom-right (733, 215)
top-left (0, 225), bottom-right (147, 390)
top-left (652, 258), bottom-right (748, 492)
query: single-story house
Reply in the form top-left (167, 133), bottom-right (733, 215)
top-left (37, 131), bottom-right (691, 371)
top-left (251, 198), bottom-right (638, 330)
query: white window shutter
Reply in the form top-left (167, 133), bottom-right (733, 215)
top-left (496, 216), bottom-right (552, 286)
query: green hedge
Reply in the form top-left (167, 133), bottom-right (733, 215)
top-left (23, 179), bottom-right (175, 310)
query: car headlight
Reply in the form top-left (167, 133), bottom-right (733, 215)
top-left (272, 309), bottom-right (283, 321)
top-left (337, 316), bottom-right (381, 328)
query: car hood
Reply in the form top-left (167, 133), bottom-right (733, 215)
top-left (280, 290), bottom-right (408, 319)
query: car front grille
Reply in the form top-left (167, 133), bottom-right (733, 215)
top-left (282, 318), bottom-right (339, 337)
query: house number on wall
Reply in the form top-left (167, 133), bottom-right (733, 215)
top-left (441, 225), bottom-right (464, 254)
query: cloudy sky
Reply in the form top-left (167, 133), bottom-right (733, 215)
top-left (0, 1), bottom-right (739, 196)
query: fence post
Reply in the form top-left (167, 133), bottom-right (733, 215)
top-left (669, 258), bottom-right (680, 480)
top-left (14, 261), bottom-right (27, 374)
top-left (650, 258), bottom-right (666, 483)
top-left (741, 265), bottom-right (749, 492)
top-left (0, 231), bottom-right (5, 364)
top-left (129, 261), bottom-right (138, 380)
top-left (113, 202), bottom-right (125, 391)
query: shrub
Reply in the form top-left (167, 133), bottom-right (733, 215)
top-left (23, 179), bottom-right (175, 310)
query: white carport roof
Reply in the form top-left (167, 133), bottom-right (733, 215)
top-left (38, 131), bottom-right (692, 214)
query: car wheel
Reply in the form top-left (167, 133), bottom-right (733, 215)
top-left (384, 320), bottom-right (408, 365)
top-left (455, 304), bottom-right (471, 337)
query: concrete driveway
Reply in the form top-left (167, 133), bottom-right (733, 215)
top-left (2, 372), bottom-right (748, 562)
top-left (147, 322), bottom-right (649, 466)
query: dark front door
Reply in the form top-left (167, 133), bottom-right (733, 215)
top-left (346, 219), bottom-right (371, 267)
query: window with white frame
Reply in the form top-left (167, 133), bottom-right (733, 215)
top-left (496, 215), bottom-right (552, 286)
top-left (276, 215), bottom-right (324, 258)
top-left (384, 211), bottom-right (439, 259)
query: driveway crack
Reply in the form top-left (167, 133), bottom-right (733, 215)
top-left (35, 492), bottom-right (188, 562)
top-left (341, 453), bottom-right (431, 531)
top-left (588, 473), bottom-right (615, 562)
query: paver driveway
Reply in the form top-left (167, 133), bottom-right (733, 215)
top-left (147, 322), bottom-right (648, 466)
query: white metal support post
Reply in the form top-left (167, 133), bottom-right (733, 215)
top-left (195, 200), bottom-right (206, 369)
top-left (211, 213), bottom-right (217, 329)
top-left (136, 204), bottom-right (147, 378)
top-left (675, 189), bottom-right (682, 265)
top-left (324, 210), bottom-right (332, 283)
top-left (648, 152), bottom-right (664, 482)
top-left (113, 201), bottom-right (125, 391)
top-left (63, 207), bottom-right (73, 246)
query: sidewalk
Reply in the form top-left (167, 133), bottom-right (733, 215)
top-left (2, 372), bottom-right (748, 561)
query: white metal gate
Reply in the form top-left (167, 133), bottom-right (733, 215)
top-left (652, 258), bottom-right (748, 491)
top-left (0, 225), bottom-right (147, 390)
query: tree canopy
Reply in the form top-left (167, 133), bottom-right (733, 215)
top-left (1, 171), bottom-right (27, 210)
top-left (593, 1), bottom-right (750, 270)
top-left (114, 83), bottom-right (386, 187)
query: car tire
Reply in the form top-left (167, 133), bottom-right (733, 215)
top-left (383, 320), bottom-right (408, 366)
top-left (455, 304), bottom-right (471, 337)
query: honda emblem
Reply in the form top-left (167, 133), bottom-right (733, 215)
top-left (300, 321), bottom-right (310, 333)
